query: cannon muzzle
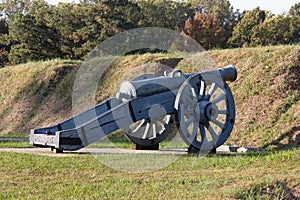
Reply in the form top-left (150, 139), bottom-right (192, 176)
top-left (198, 65), bottom-right (237, 82)
top-left (217, 65), bottom-right (237, 82)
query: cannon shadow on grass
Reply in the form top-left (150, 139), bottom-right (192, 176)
top-left (234, 181), bottom-right (300, 200)
top-left (262, 126), bottom-right (300, 151)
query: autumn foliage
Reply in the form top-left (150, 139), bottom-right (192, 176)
top-left (183, 12), bottom-right (226, 49)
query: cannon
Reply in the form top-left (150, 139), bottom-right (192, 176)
top-left (30, 65), bottom-right (237, 153)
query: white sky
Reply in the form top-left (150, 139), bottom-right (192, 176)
top-left (47, 0), bottom-right (299, 14)
top-left (229, 0), bottom-right (299, 14)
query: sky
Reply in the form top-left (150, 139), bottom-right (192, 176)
top-left (47, 0), bottom-right (299, 14)
top-left (229, 0), bottom-right (299, 14)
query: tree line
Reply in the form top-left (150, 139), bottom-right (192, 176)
top-left (0, 0), bottom-right (299, 66)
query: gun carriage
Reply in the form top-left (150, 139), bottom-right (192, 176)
top-left (30, 65), bottom-right (237, 153)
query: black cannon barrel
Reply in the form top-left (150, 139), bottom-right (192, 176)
top-left (117, 65), bottom-right (237, 101)
top-left (217, 65), bottom-right (237, 82)
top-left (192, 65), bottom-right (237, 82)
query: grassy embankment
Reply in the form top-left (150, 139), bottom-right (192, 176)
top-left (0, 45), bottom-right (299, 150)
top-left (0, 45), bottom-right (299, 199)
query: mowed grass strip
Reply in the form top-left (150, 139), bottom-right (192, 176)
top-left (0, 148), bottom-right (299, 199)
top-left (0, 141), bottom-right (32, 148)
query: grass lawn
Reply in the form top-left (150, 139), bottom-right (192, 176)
top-left (0, 141), bottom-right (32, 148)
top-left (0, 146), bottom-right (299, 199)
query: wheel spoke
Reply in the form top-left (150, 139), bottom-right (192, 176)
top-left (185, 116), bottom-right (195, 126)
top-left (185, 108), bottom-right (194, 115)
top-left (132, 119), bottom-right (146, 133)
top-left (142, 122), bottom-right (150, 139)
top-left (192, 85), bottom-right (200, 97)
top-left (149, 123), bottom-right (157, 139)
top-left (206, 123), bottom-right (219, 141)
top-left (185, 95), bottom-right (197, 106)
top-left (181, 116), bottom-right (195, 138)
top-left (180, 118), bottom-right (188, 134)
top-left (200, 81), bottom-right (207, 96)
top-left (189, 122), bottom-right (198, 140)
top-left (208, 83), bottom-right (217, 96)
top-left (211, 93), bottom-right (226, 104)
top-left (218, 110), bottom-right (227, 115)
top-left (211, 119), bottom-right (224, 129)
top-left (157, 120), bottom-right (166, 134)
top-left (219, 87), bottom-right (226, 94)
top-left (199, 124), bottom-right (207, 143)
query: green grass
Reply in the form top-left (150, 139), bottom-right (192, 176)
top-left (234, 181), bottom-right (298, 200)
top-left (0, 148), bottom-right (299, 199)
top-left (0, 141), bottom-right (32, 148)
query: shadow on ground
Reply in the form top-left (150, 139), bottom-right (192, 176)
top-left (234, 181), bottom-right (300, 200)
top-left (263, 126), bottom-right (300, 150)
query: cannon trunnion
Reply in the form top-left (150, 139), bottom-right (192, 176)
top-left (30, 65), bottom-right (237, 153)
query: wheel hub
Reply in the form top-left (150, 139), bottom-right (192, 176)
top-left (196, 100), bottom-right (218, 123)
top-left (205, 103), bottom-right (218, 121)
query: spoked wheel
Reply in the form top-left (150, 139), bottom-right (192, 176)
top-left (123, 115), bottom-right (174, 147)
top-left (174, 73), bottom-right (235, 152)
top-left (122, 74), bottom-right (174, 147)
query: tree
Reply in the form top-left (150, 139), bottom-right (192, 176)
top-left (8, 13), bottom-right (61, 64)
top-left (228, 7), bottom-right (269, 47)
top-left (1, 0), bottom-right (144, 64)
top-left (251, 15), bottom-right (292, 46)
top-left (289, 2), bottom-right (300, 43)
top-left (0, 18), bottom-right (9, 66)
top-left (289, 2), bottom-right (300, 16)
top-left (187, 0), bottom-right (242, 47)
top-left (183, 12), bottom-right (226, 49)
top-left (0, 0), bottom-right (35, 21)
top-left (137, 0), bottom-right (193, 30)
top-left (47, 0), bottom-right (142, 59)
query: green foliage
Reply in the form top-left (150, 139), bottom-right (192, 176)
top-left (0, 18), bottom-right (8, 34)
top-left (68, 0), bottom-right (142, 58)
top-left (1, 0), bottom-right (142, 64)
top-left (137, 0), bottom-right (192, 30)
top-left (8, 13), bottom-right (61, 64)
top-left (0, 17), bottom-right (9, 66)
top-left (289, 2), bottom-right (300, 16)
top-left (228, 7), bottom-right (269, 47)
top-left (0, 0), bottom-right (33, 21)
top-left (251, 15), bottom-right (293, 46)
top-left (0, 0), bottom-right (299, 66)
top-left (228, 3), bottom-right (300, 47)
top-left (289, 2), bottom-right (300, 43)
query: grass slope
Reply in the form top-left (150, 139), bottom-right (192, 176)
top-left (210, 45), bottom-right (300, 150)
top-left (0, 46), bottom-right (299, 151)
top-left (0, 60), bottom-right (80, 136)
